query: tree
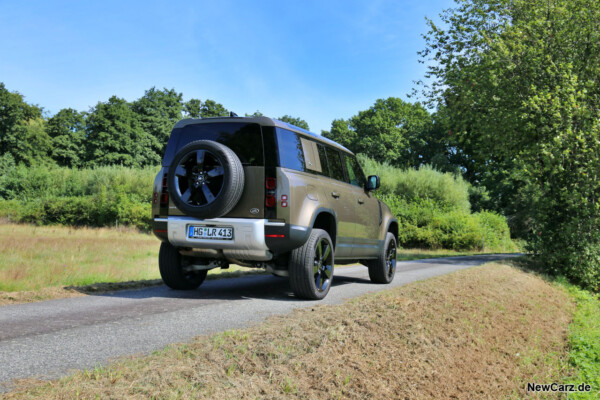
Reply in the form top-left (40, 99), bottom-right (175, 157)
top-left (323, 97), bottom-right (444, 168)
top-left (245, 110), bottom-right (264, 117)
top-left (200, 100), bottom-right (229, 118)
top-left (0, 82), bottom-right (52, 165)
top-left (278, 115), bottom-right (309, 130)
top-left (132, 87), bottom-right (183, 156)
top-left (47, 108), bottom-right (86, 167)
top-left (184, 99), bottom-right (202, 118)
top-left (420, 0), bottom-right (600, 290)
top-left (86, 96), bottom-right (160, 167)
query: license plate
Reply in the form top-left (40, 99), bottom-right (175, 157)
top-left (187, 225), bottom-right (233, 240)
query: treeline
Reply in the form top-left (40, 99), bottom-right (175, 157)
top-left (0, 83), bottom-right (308, 169)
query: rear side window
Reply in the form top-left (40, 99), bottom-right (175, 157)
top-left (163, 123), bottom-right (263, 166)
top-left (275, 127), bottom-right (349, 183)
top-left (324, 147), bottom-right (345, 182)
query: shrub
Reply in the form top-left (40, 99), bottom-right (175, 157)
top-left (0, 164), bottom-right (158, 202)
top-left (378, 194), bottom-right (516, 252)
top-left (357, 154), bottom-right (470, 212)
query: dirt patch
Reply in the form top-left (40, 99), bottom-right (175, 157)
top-left (4, 263), bottom-right (575, 399)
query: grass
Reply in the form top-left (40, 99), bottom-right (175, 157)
top-left (559, 280), bottom-right (600, 399)
top-left (0, 224), bottom-right (261, 304)
top-left (0, 223), bottom-right (499, 305)
top-left (4, 262), bottom-right (576, 399)
top-left (396, 247), bottom-right (505, 261)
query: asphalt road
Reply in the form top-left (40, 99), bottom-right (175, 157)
top-left (0, 254), bottom-right (520, 388)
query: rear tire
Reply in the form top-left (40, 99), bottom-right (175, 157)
top-left (159, 242), bottom-right (208, 290)
top-left (289, 229), bottom-right (334, 300)
top-left (368, 232), bottom-right (397, 284)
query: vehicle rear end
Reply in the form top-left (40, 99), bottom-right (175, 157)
top-left (152, 117), bottom-right (294, 268)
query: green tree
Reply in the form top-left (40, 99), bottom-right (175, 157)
top-left (245, 110), bottom-right (264, 117)
top-left (421, 0), bottom-right (600, 290)
top-left (278, 115), bottom-right (309, 130)
top-left (86, 96), bottom-right (159, 167)
top-left (323, 97), bottom-right (443, 168)
top-left (0, 83), bottom-right (52, 165)
top-left (132, 87), bottom-right (183, 156)
top-left (184, 99), bottom-right (202, 118)
top-left (200, 99), bottom-right (229, 118)
top-left (47, 108), bottom-right (86, 167)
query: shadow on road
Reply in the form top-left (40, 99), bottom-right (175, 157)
top-left (82, 268), bottom-right (371, 303)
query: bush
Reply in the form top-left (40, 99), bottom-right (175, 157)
top-left (0, 164), bottom-right (158, 202)
top-left (379, 194), bottom-right (516, 252)
top-left (357, 154), bottom-right (470, 212)
top-left (0, 165), bottom-right (156, 230)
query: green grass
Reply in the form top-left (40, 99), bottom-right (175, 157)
top-left (396, 248), bottom-right (504, 261)
top-left (559, 280), bottom-right (600, 399)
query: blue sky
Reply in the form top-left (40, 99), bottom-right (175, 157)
top-left (0, 0), bottom-right (452, 133)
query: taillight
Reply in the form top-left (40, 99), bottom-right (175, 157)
top-left (160, 174), bottom-right (169, 206)
top-left (265, 194), bottom-right (276, 208)
top-left (265, 177), bottom-right (277, 190)
top-left (265, 177), bottom-right (277, 208)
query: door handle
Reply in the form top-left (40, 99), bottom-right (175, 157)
top-left (358, 199), bottom-right (364, 204)
top-left (331, 191), bottom-right (340, 198)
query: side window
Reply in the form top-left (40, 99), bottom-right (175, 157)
top-left (300, 138), bottom-right (323, 173)
top-left (325, 147), bottom-right (345, 182)
top-left (344, 154), bottom-right (367, 188)
top-left (317, 144), bottom-right (330, 177)
top-left (276, 128), bottom-right (305, 171)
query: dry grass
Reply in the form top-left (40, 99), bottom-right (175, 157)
top-left (0, 224), bottom-right (160, 292)
top-left (0, 224), bottom-right (270, 304)
top-left (0, 223), bottom-right (498, 305)
top-left (4, 263), bottom-right (575, 399)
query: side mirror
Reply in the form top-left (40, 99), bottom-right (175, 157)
top-left (366, 175), bottom-right (380, 191)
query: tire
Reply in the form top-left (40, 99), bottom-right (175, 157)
top-left (368, 232), bottom-right (397, 284)
top-left (168, 140), bottom-right (245, 218)
top-left (289, 229), bottom-right (334, 300)
top-left (159, 242), bottom-right (208, 290)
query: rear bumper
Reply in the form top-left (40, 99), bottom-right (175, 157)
top-left (152, 217), bottom-right (310, 261)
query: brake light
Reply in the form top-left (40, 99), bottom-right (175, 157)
top-left (160, 174), bottom-right (169, 206)
top-left (265, 177), bottom-right (277, 190)
top-left (265, 194), bottom-right (276, 208)
top-left (265, 177), bottom-right (277, 208)
top-left (265, 234), bottom-right (285, 238)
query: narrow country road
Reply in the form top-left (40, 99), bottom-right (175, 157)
top-left (0, 254), bottom-right (519, 388)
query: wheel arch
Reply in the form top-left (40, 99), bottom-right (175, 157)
top-left (386, 219), bottom-right (399, 243)
top-left (310, 208), bottom-right (338, 248)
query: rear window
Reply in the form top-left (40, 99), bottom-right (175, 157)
top-left (162, 122), bottom-right (263, 166)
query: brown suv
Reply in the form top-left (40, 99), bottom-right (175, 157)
top-left (152, 116), bottom-right (398, 299)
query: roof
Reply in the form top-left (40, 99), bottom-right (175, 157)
top-left (172, 116), bottom-right (353, 154)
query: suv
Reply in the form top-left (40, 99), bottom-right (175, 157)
top-left (152, 116), bottom-right (398, 299)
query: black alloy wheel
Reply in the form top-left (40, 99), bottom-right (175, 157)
top-left (167, 140), bottom-right (244, 218)
top-left (313, 237), bottom-right (333, 293)
top-left (173, 149), bottom-right (224, 207)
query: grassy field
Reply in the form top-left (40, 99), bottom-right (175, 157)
top-left (5, 262), bottom-right (585, 399)
top-left (0, 223), bottom-right (508, 304)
